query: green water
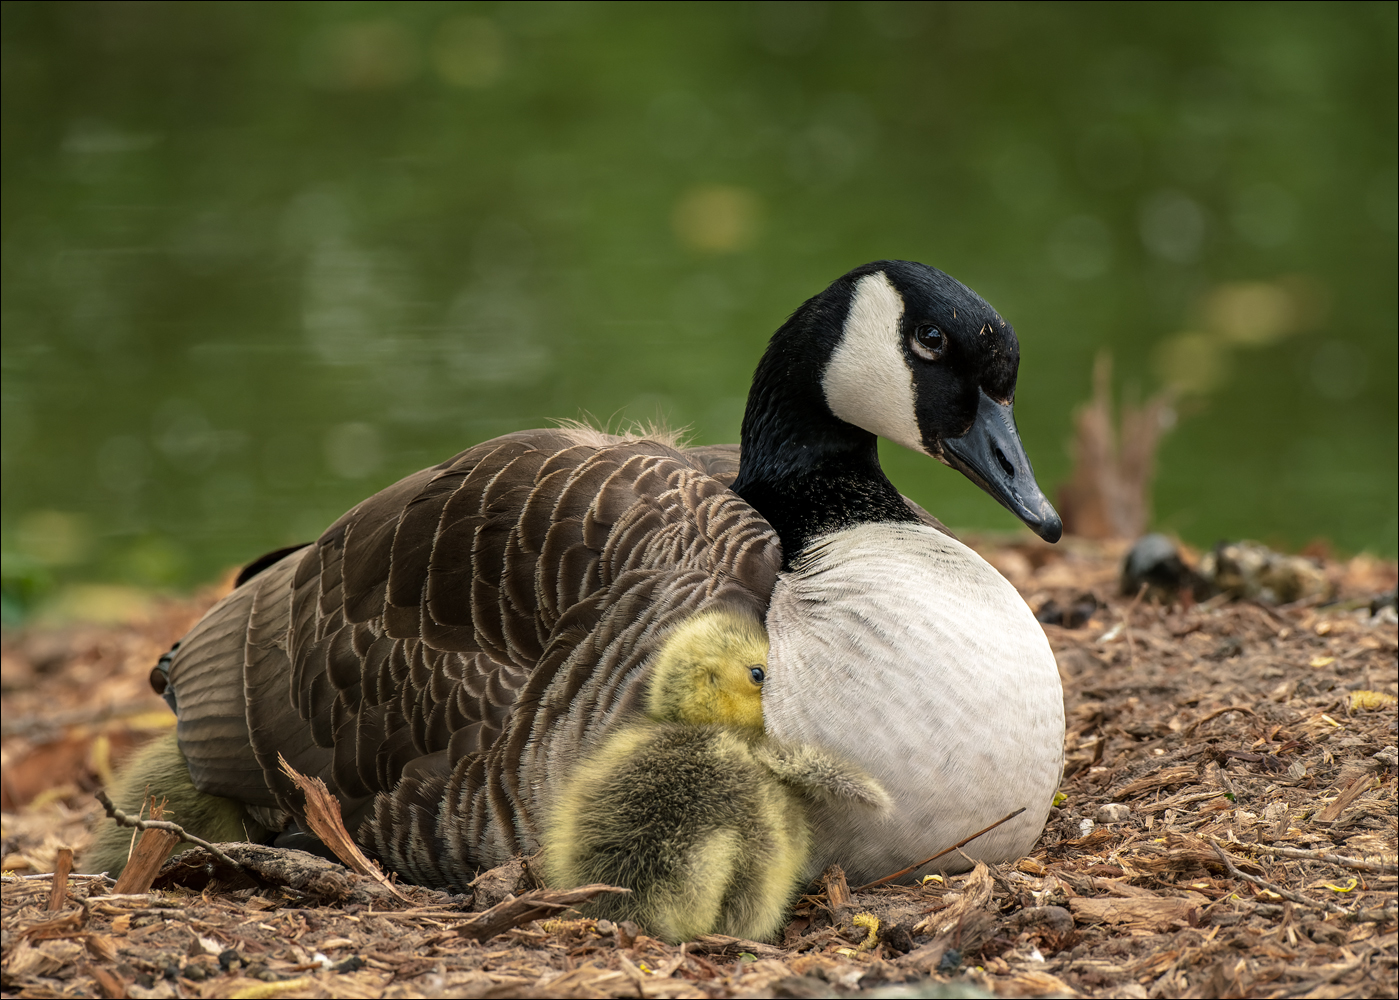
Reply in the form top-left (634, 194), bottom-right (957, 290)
top-left (2, 2), bottom-right (1396, 613)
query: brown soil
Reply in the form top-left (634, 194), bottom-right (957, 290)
top-left (3, 538), bottom-right (1396, 999)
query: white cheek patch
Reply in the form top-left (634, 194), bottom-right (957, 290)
top-left (822, 272), bottom-right (925, 454)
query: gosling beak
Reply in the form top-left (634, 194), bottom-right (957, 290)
top-left (942, 389), bottom-right (1063, 543)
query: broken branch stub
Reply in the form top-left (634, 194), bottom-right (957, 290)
top-left (277, 754), bottom-right (411, 904)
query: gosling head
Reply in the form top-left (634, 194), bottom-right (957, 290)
top-left (646, 609), bottom-right (768, 731)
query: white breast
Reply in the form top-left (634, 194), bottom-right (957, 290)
top-left (763, 522), bottom-right (1064, 883)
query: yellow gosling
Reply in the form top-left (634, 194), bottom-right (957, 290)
top-left (544, 607), bottom-right (887, 942)
top-left (545, 724), bottom-right (808, 943)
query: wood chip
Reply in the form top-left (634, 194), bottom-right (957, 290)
top-left (1111, 765), bottom-right (1199, 797)
top-left (1316, 774), bottom-right (1375, 823)
top-left (47, 847), bottom-right (73, 911)
top-left (1070, 895), bottom-right (1202, 931)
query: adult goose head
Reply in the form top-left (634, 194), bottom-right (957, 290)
top-left (734, 259), bottom-right (1060, 556)
top-left (89, 259), bottom-right (1063, 911)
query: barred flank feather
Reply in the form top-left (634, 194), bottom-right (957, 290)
top-left (153, 432), bottom-right (785, 888)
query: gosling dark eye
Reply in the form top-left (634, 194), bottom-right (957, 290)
top-left (910, 325), bottom-right (945, 361)
top-left (749, 666), bottom-right (765, 685)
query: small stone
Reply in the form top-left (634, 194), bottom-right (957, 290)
top-left (1122, 534), bottom-right (1202, 600)
top-left (1078, 818), bottom-right (1096, 838)
top-left (1094, 803), bottom-right (1132, 823)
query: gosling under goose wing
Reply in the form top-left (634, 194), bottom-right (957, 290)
top-left (173, 429), bottom-right (781, 882)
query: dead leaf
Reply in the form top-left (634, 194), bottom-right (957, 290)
top-left (278, 754), bottom-right (410, 903)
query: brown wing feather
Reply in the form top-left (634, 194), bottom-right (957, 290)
top-left (164, 430), bottom-right (783, 887)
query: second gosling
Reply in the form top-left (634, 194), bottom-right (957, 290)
top-left (544, 608), bottom-right (888, 942)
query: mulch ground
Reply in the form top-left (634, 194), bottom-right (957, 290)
top-left (2, 537), bottom-right (1396, 1000)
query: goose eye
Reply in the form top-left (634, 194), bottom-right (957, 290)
top-left (749, 666), bottom-right (765, 685)
top-left (911, 325), bottom-right (945, 361)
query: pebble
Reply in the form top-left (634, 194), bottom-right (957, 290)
top-left (1094, 803), bottom-right (1132, 823)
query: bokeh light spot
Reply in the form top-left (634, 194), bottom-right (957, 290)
top-left (433, 17), bottom-right (507, 88)
top-left (304, 20), bottom-right (418, 91)
top-left (671, 185), bottom-right (761, 253)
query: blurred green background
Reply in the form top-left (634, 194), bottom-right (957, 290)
top-left (2, 1), bottom-right (1396, 620)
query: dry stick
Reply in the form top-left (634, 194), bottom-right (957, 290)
top-left (95, 790), bottom-right (244, 870)
top-left (46, 848), bottom-right (73, 911)
top-left (854, 808), bottom-right (1026, 891)
top-left (1316, 774), bottom-right (1374, 824)
top-left (112, 826), bottom-right (179, 895)
top-left (1210, 841), bottom-right (1345, 916)
top-left (1136, 790), bottom-right (1229, 814)
top-left (1208, 837), bottom-right (1398, 876)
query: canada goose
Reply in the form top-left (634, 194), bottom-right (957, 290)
top-left (543, 607), bottom-right (887, 941)
top-left (90, 260), bottom-right (1063, 899)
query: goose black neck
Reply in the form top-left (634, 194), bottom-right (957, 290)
top-left (731, 298), bottom-right (916, 565)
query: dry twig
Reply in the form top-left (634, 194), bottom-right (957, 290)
top-left (95, 790), bottom-right (243, 871)
top-left (1210, 841), bottom-right (1345, 915)
top-left (46, 848), bottom-right (72, 911)
top-left (278, 755), bottom-right (411, 903)
top-left (1207, 837), bottom-right (1397, 875)
top-left (1316, 774), bottom-right (1375, 823)
top-left (855, 808), bottom-right (1026, 890)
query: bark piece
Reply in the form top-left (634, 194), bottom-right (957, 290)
top-left (1070, 896), bottom-right (1201, 932)
top-left (112, 827), bottom-right (178, 895)
top-left (47, 847), bottom-right (73, 911)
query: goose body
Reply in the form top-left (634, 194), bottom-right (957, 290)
top-left (764, 522), bottom-right (1062, 876)
top-left (91, 260), bottom-right (1064, 910)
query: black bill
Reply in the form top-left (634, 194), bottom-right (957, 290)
top-left (943, 389), bottom-right (1063, 543)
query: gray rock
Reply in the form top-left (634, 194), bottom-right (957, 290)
top-left (1094, 802), bottom-right (1132, 823)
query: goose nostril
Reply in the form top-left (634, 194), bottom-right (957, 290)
top-left (995, 446), bottom-right (1015, 478)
